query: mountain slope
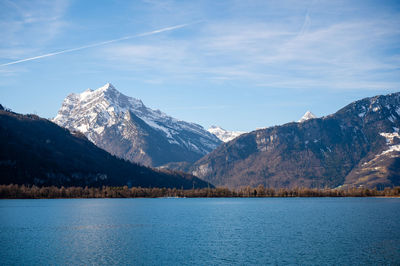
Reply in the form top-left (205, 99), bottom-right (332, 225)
top-left (0, 109), bottom-right (212, 189)
top-left (207, 125), bottom-right (245, 142)
top-left (53, 83), bottom-right (221, 166)
top-left (190, 92), bottom-right (400, 189)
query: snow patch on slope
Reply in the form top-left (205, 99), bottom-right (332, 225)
top-left (377, 132), bottom-right (400, 157)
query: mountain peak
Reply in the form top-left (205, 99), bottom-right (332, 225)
top-left (208, 125), bottom-right (245, 142)
top-left (99, 82), bottom-right (115, 91)
top-left (298, 111), bottom-right (317, 122)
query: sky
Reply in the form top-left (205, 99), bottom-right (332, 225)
top-left (0, 0), bottom-right (400, 132)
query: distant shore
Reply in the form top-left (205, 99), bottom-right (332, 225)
top-left (1, 184), bottom-right (399, 199)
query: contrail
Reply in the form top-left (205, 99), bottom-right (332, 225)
top-left (0, 23), bottom-right (190, 67)
top-left (298, 0), bottom-right (317, 36)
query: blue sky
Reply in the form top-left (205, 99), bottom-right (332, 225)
top-left (1, 0), bottom-right (399, 131)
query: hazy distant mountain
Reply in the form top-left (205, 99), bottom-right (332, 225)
top-left (298, 111), bottom-right (317, 122)
top-left (53, 83), bottom-right (221, 167)
top-left (0, 109), bottom-right (212, 189)
top-left (207, 125), bottom-right (245, 142)
top-left (189, 92), bottom-right (400, 189)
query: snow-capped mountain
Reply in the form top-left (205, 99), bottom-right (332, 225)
top-left (298, 111), bottom-right (317, 122)
top-left (53, 83), bottom-right (221, 166)
top-left (207, 125), bottom-right (245, 142)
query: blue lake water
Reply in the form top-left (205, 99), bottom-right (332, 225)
top-left (1, 198), bottom-right (400, 265)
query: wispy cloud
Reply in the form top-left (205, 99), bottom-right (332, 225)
top-left (99, 5), bottom-right (400, 91)
top-left (3, 0), bottom-right (399, 93)
top-left (0, 0), bottom-right (69, 46)
top-left (0, 0), bottom-right (70, 77)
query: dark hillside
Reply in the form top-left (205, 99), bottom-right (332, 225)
top-left (0, 110), bottom-right (212, 189)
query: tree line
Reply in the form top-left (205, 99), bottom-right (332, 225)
top-left (1, 184), bottom-right (400, 198)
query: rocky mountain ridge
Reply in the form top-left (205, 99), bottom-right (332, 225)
top-left (189, 92), bottom-right (400, 189)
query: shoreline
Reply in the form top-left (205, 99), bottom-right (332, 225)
top-left (1, 196), bottom-right (400, 199)
top-left (1, 184), bottom-right (399, 199)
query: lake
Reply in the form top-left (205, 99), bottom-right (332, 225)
top-left (1, 198), bottom-right (400, 265)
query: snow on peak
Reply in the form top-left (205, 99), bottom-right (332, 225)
top-left (298, 111), bottom-right (317, 123)
top-left (208, 125), bottom-right (245, 142)
top-left (53, 83), bottom-right (221, 154)
top-left (98, 82), bottom-right (117, 92)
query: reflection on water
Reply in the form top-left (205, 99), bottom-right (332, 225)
top-left (1, 198), bottom-right (400, 265)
